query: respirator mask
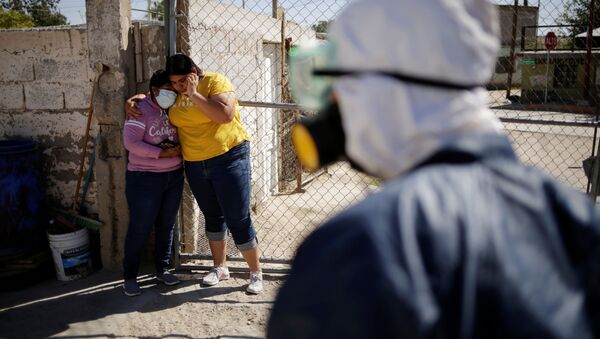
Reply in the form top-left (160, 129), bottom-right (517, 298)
top-left (289, 41), bottom-right (485, 172)
top-left (156, 89), bottom-right (177, 109)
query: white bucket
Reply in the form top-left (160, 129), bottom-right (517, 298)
top-left (47, 228), bottom-right (92, 281)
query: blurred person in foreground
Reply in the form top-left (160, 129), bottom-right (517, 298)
top-left (267, 0), bottom-right (600, 338)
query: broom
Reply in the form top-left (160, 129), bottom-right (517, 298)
top-left (57, 64), bottom-right (108, 231)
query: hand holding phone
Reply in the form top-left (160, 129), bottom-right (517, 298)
top-left (159, 145), bottom-right (181, 158)
top-left (159, 139), bottom-right (179, 149)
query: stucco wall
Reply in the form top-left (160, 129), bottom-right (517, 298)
top-left (187, 0), bottom-right (315, 205)
top-left (0, 23), bottom-right (166, 216)
top-left (189, 0), bottom-right (315, 45)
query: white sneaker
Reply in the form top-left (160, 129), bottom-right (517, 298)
top-left (246, 271), bottom-right (263, 294)
top-left (202, 266), bottom-right (230, 286)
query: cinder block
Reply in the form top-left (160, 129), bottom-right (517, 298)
top-left (64, 81), bottom-right (94, 109)
top-left (0, 30), bottom-right (72, 57)
top-left (212, 29), bottom-right (229, 54)
top-left (0, 31), bottom-right (25, 51)
top-left (35, 58), bottom-right (91, 81)
top-left (233, 32), bottom-right (249, 55)
top-left (24, 82), bottom-right (64, 110)
top-left (0, 54), bottom-right (34, 81)
top-left (251, 37), bottom-right (262, 55)
top-left (37, 30), bottom-right (72, 52)
top-left (69, 29), bottom-right (88, 57)
top-left (198, 52), bottom-right (223, 73)
top-left (237, 31), bottom-right (260, 55)
top-left (0, 84), bottom-right (24, 110)
top-left (236, 55), bottom-right (259, 78)
top-left (193, 30), bottom-right (213, 53)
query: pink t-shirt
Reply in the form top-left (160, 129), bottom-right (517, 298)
top-left (123, 96), bottom-right (182, 172)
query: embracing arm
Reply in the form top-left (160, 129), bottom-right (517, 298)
top-left (124, 93), bottom-right (148, 119)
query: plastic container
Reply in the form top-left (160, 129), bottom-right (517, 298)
top-left (0, 140), bottom-right (45, 256)
top-left (47, 228), bottom-right (92, 281)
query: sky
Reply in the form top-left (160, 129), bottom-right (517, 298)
top-left (57, 0), bottom-right (152, 25)
top-left (58, 0), bottom-right (571, 27)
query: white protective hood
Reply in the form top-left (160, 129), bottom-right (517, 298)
top-left (328, 0), bottom-right (504, 180)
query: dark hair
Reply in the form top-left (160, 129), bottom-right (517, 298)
top-left (166, 54), bottom-right (202, 76)
top-left (149, 69), bottom-right (170, 91)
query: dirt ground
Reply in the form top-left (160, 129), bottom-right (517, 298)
top-left (0, 266), bottom-right (283, 339)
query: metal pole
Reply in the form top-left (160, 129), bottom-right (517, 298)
top-left (587, 116), bottom-right (599, 194)
top-left (294, 110), bottom-right (305, 194)
top-left (272, 0), bottom-right (278, 18)
top-left (544, 50), bottom-right (550, 103)
top-left (590, 136), bottom-right (600, 199)
top-left (164, 0), bottom-right (177, 57)
top-left (584, 0), bottom-right (596, 102)
top-left (506, 0), bottom-right (519, 99)
top-left (521, 26), bottom-right (526, 51)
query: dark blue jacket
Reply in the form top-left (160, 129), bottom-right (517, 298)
top-left (268, 135), bottom-right (600, 339)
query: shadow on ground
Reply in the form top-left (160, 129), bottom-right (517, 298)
top-left (0, 267), bottom-right (278, 338)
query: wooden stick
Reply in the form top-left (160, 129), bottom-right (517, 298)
top-left (73, 73), bottom-right (100, 212)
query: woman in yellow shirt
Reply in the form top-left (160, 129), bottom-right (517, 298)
top-left (166, 54), bottom-right (262, 294)
top-left (127, 54), bottom-right (263, 294)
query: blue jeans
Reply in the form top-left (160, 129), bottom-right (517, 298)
top-left (184, 141), bottom-right (257, 251)
top-left (123, 168), bottom-right (184, 279)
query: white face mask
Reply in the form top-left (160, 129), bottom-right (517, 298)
top-left (155, 89), bottom-right (177, 109)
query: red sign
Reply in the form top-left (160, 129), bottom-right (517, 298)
top-left (545, 32), bottom-right (558, 50)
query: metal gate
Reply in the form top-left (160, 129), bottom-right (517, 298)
top-left (162, 0), bottom-right (600, 272)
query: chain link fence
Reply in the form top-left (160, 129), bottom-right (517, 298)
top-left (490, 0), bottom-right (600, 196)
top-left (168, 0), bottom-right (600, 270)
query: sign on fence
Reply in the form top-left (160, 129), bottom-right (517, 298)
top-left (545, 31), bottom-right (558, 50)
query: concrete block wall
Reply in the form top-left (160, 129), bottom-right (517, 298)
top-left (0, 27), bottom-right (98, 213)
top-left (0, 23), bottom-right (166, 217)
top-left (136, 24), bottom-right (167, 93)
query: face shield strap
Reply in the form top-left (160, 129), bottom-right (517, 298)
top-left (313, 69), bottom-right (484, 91)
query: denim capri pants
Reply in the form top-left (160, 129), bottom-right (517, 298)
top-left (184, 141), bottom-right (257, 251)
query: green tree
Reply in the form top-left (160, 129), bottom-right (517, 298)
top-left (149, 0), bottom-right (164, 21)
top-left (311, 20), bottom-right (331, 33)
top-left (559, 0), bottom-right (600, 35)
top-left (0, 0), bottom-right (67, 27)
top-left (0, 9), bottom-right (34, 28)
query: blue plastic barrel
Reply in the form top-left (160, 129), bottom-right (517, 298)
top-left (0, 140), bottom-right (45, 256)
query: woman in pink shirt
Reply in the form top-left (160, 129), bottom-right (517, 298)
top-left (121, 70), bottom-right (183, 296)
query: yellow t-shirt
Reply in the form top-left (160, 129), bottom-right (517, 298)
top-left (168, 72), bottom-right (249, 161)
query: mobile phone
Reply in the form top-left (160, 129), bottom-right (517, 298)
top-left (159, 139), bottom-right (179, 149)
